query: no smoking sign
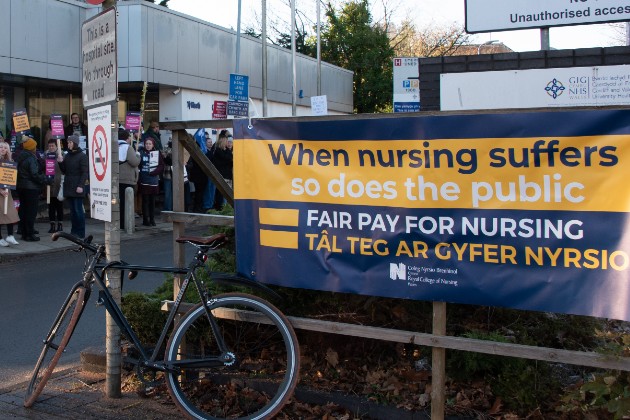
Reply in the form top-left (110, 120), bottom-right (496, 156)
top-left (91, 124), bottom-right (109, 181)
top-left (87, 105), bottom-right (112, 223)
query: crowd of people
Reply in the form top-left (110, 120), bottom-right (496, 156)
top-left (0, 115), bottom-right (234, 247)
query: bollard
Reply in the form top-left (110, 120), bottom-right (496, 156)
top-left (125, 187), bottom-right (135, 234)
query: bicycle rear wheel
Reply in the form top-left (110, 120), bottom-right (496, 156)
top-left (165, 293), bottom-right (300, 420)
top-left (24, 285), bottom-right (88, 408)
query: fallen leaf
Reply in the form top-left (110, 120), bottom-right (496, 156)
top-left (325, 348), bottom-right (339, 368)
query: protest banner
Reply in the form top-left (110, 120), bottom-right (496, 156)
top-left (233, 109), bottom-right (630, 321)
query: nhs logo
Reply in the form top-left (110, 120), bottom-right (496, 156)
top-left (389, 263), bottom-right (406, 280)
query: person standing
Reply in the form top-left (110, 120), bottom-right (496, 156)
top-left (45, 139), bottom-right (64, 233)
top-left (16, 137), bottom-right (46, 241)
top-left (118, 128), bottom-right (140, 229)
top-left (0, 141), bottom-right (20, 246)
top-left (211, 130), bottom-right (233, 210)
top-left (142, 121), bottom-right (163, 151)
top-left (202, 134), bottom-right (217, 211)
top-left (161, 139), bottom-right (173, 212)
top-left (58, 135), bottom-right (88, 238)
top-left (187, 142), bottom-right (208, 214)
top-left (63, 113), bottom-right (87, 150)
top-left (137, 138), bottom-right (164, 226)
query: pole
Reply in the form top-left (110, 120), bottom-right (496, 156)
top-left (105, 100), bottom-right (121, 399)
top-left (291, 0), bottom-right (297, 116)
top-left (262, 0), bottom-right (268, 117)
top-left (540, 28), bottom-right (550, 51)
top-left (236, 0), bottom-right (242, 73)
top-left (316, 0), bottom-right (321, 96)
top-left (431, 302), bottom-right (447, 419)
top-left (101, 0), bottom-right (120, 399)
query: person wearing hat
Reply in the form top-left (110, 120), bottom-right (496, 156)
top-left (16, 136), bottom-right (46, 241)
top-left (58, 135), bottom-right (88, 238)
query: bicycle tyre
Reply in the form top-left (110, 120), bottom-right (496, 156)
top-left (23, 285), bottom-right (88, 408)
top-left (165, 292), bottom-right (300, 420)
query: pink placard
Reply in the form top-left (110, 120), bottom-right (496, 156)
top-left (50, 114), bottom-right (65, 138)
top-left (126, 112), bottom-right (141, 132)
top-left (45, 158), bottom-right (56, 176)
top-left (213, 101), bottom-right (227, 119)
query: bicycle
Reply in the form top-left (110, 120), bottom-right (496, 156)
top-left (23, 231), bottom-right (300, 420)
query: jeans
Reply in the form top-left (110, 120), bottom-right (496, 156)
top-left (67, 197), bottom-right (86, 238)
top-left (163, 178), bottom-right (172, 211)
top-left (202, 179), bottom-right (216, 210)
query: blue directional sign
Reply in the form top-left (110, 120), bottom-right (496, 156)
top-left (229, 73), bottom-right (249, 102)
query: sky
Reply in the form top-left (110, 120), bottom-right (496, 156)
top-left (167, 0), bottom-right (626, 53)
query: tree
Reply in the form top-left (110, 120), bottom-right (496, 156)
top-left (244, 1), bottom-right (317, 56)
top-left (321, 0), bottom-right (394, 113)
top-left (389, 20), bottom-right (470, 58)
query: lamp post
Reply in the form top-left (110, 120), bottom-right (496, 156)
top-left (477, 39), bottom-right (498, 55)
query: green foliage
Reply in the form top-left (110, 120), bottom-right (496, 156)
top-left (447, 330), bottom-right (560, 413)
top-left (321, 0), bottom-right (394, 113)
top-left (447, 331), bottom-right (514, 380)
top-left (557, 331), bottom-right (630, 418)
top-left (558, 372), bottom-right (630, 419)
top-left (121, 292), bottom-right (168, 345)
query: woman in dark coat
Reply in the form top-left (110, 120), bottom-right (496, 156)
top-left (211, 130), bottom-right (233, 210)
top-left (58, 135), bottom-right (89, 238)
top-left (16, 137), bottom-right (46, 241)
top-left (137, 137), bottom-right (164, 226)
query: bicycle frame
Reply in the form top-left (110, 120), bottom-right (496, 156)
top-left (90, 249), bottom-right (233, 372)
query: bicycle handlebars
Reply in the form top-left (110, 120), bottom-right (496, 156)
top-left (51, 231), bottom-right (99, 254)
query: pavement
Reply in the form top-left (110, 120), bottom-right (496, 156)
top-left (0, 211), bottom-right (174, 262)
top-left (0, 211), bottom-right (185, 419)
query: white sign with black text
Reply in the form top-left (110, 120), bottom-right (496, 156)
top-left (82, 7), bottom-right (117, 107)
top-left (465, 0), bottom-right (630, 33)
top-left (87, 105), bottom-right (112, 222)
top-left (441, 65), bottom-right (630, 111)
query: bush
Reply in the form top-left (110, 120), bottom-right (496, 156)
top-left (121, 292), bottom-right (168, 345)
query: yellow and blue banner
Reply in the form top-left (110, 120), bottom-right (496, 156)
top-left (233, 110), bottom-right (630, 321)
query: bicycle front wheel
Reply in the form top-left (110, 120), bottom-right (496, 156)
top-left (24, 285), bottom-right (88, 408)
top-left (165, 293), bottom-right (300, 420)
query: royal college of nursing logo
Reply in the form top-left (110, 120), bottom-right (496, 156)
top-left (545, 78), bottom-right (566, 99)
top-left (389, 263), bottom-right (406, 280)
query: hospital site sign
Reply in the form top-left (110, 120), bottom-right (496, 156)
top-left (232, 110), bottom-right (630, 322)
top-left (466, 0), bottom-right (630, 33)
top-left (82, 7), bottom-right (117, 107)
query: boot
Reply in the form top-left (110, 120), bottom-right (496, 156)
top-left (142, 218), bottom-right (150, 227)
top-left (57, 222), bottom-right (63, 232)
top-left (48, 222), bottom-right (56, 233)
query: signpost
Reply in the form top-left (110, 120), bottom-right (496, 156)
top-left (227, 73), bottom-right (249, 117)
top-left (81, 5), bottom-right (120, 399)
top-left (393, 57), bottom-right (420, 113)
